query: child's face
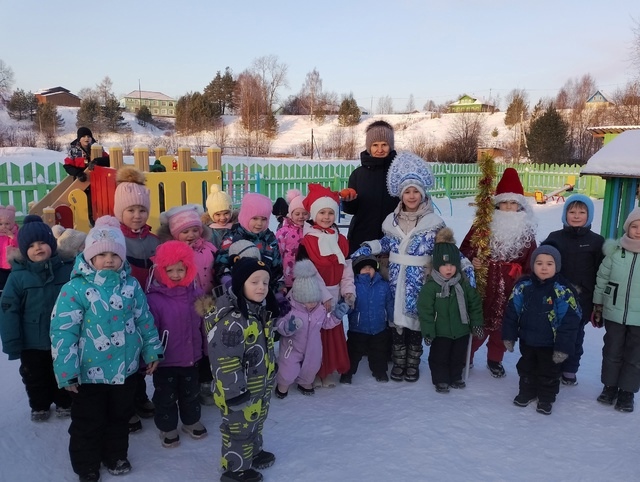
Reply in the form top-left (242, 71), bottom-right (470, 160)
top-left (628, 220), bottom-right (640, 240)
top-left (178, 226), bottom-right (202, 245)
top-left (243, 270), bottom-right (270, 303)
top-left (91, 252), bottom-right (123, 271)
top-left (122, 205), bottom-right (149, 231)
top-left (315, 208), bottom-right (335, 229)
top-left (79, 135), bottom-right (92, 149)
top-left (27, 241), bottom-right (52, 262)
top-left (213, 210), bottom-right (232, 225)
top-left (359, 266), bottom-right (376, 278)
top-left (533, 254), bottom-right (556, 280)
top-left (290, 208), bottom-right (309, 227)
top-left (165, 261), bottom-right (187, 282)
top-left (402, 187), bottom-right (422, 212)
top-left (438, 263), bottom-right (457, 280)
top-left (566, 205), bottom-right (588, 227)
top-left (498, 201), bottom-right (520, 212)
top-left (247, 216), bottom-right (268, 233)
top-left (0, 218), bottom-right (12, 234)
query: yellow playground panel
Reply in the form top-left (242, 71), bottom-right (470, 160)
top-left (534, 175), bottom-right (576, 204)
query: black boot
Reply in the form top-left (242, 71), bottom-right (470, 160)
top-left (390, 329), bottom-right (406, 382)
top-left (405, 330), bottom-right (423, 382)
top-left (615, 389), bottom-right (634, 412)
top-left (596, 385), bottom-right (618, 405)
top-left (220, 469), bottom-right (263, 482)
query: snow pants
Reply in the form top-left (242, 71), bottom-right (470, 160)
top-left (601, 320), bottom-right (640, 393)
top-left (345, 329), bottom-right (391, 377)
top-left (152, 365), bottom-right (201, 432)
top-left (19, 349), bottom-right (71, 412)
top-left (516, 342), bottom-right (561, 404)
top-left (561, 319), bottom-right (588, 374)
top-left (276, 338), bottom-right (321, 390)
top-left (68, 375), bottom-right (136, 476)
top-left (428, 335), bottom-right (469, 385)
top-left (470, 327), bottom-right (506, 364)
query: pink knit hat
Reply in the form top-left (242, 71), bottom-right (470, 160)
top-left (113, 167), bottom-right (151, 222)
top-left (83, 216), bottom-right (127, 266)
top-left (0, 205), bottom-right (16, 224)
top-left (151, 240), bottom-right (197, 288)
top-left (286, 189), bottom-right (306, 216)
top-left (238, 193), bottom-right (272, 231)
top-left (160, 204), bottom-right (204, 238)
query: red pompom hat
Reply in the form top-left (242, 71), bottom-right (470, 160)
top-left (493, 168), bottom-right (526, 208)
top-left (303, 184), bottom-right (340, 222)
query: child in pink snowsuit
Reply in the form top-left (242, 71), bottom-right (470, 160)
top-left (276, 189), bottom-right (309, 290)
top-left (274, 260), bottom-right (349, 397)
top-left (0, 205), bottom-right (18, 293)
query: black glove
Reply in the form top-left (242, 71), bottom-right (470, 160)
top-left (77, 171), bottom-right (87, 182)
top-left (472, 326), bottom-right (484, 339)
top-left (424, 337), bottom-right (432, 346)
top-left (275, 292), bottom-right (291, 317)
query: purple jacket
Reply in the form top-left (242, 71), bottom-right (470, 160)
top-left (146, 280), bottom-right (206, 368)
top-left (275, 297), bottom-right (341, 387)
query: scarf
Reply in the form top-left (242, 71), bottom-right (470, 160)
top-left (395, 201), bottom-right (431, 235)
top-left (619, 234), bottom-right (640, 253)
top-left (430, 270), bottom-right (469, 324)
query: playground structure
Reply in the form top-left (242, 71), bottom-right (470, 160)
top-left (29, 145), bottom-right (223, 233)
top-left (533, 175), bottom-right (575, 204)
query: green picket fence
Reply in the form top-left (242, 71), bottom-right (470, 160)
top-left (0, 158), bottom-right (606, 222)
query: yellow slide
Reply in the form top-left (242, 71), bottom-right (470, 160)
top-left (29, 176), bottom-right (90, 217)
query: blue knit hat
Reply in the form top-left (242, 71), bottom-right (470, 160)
top-left (18, 215), bottom-right (57, 259)
top-left (562, 194), bottom-right (594, 227)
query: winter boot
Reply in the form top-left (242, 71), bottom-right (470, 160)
top-left (513, 393), bottom-right (537, 407)
top-left (536, 402), bottom-right (553, 415)
top-left (404, 334), bottom-right (423, 382)
top-left (55, 406), bottom-right (72, 418)
top-left (78, 469), bottom-right (101, 482)
top-left (159, 429), bottom-right (180, 448)
top-left (252, 450), bottom-right (276, 469)
top-left (128, 414), bottom-right (142, 433)
top-left (182, 421), bottom-right (208, 439)
top-left (487, 360), bottom-right (506, 378)
top-left (104, 458), bottom-right (131, 476)
top-left (339, 373), bottom-right (352, 384)
top-left (135, 398), bottom-right (155, 418)
top-left (435, 383), bottom-right (450, 393)
top-left (199, 382), bottom-right (215, 406)
top-left (450, 379), bottom-right (466, 389)
top-left (561, 373), bottom-right (578, 386)
top-left (615, 390), bottom-right (634, 412)
top-left (390, 329), bottom-right (406, 381)
top-left (220, 468), bottom-right (263, 482)
top-left (30, 410), bottom-right (50, 422)
top-left (374, 372), bottom-right (389, 383)
top-left (596, 385), bottom-right (618, 405)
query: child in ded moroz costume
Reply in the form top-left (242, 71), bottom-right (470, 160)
top-left (352, 152), bottom-right (475, 383)
top-left (274, 259), bottom-right (349, 397)
top-left (205, 256), bottom-right (280, 482)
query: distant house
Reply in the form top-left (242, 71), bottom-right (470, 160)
top-left (121, 90), bottom-right (176, 117)
top-left (586, 90), bottom-right (613, 108)
top-left (35, 87), bottom-right (81, 107)
top-left (448, 94), bottom-right (495, 114)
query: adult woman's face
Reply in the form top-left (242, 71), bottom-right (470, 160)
top-left (369, 141), bottom-right (390, 158)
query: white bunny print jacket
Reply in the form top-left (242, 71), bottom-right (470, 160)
top-left (50, 253), bottom-right (163, 388)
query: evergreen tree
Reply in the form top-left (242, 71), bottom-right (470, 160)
top-left (527, 104), bottom-right (571, 164)
top-left (102, 96), bottom-right (129, 133)
top-left (504, 93), bottom-right (529, 127)
top-left (204, 71), bottom-right (225, 114)
top-left (338, 95), bottom-right (361, 127)
top-left (34, 103), bottom-right (64, 135)
top-left (76, 97), bottom-right (102, 133)
top-left (221, 67), bottom-right (236, 114)
top-left (7, 89), bottom-right (37, 121)
top-left (175, 91), bottom-right (220, 134)
top-left (136, 105), bottom-right (152, 126)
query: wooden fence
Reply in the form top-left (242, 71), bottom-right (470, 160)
top-left (0, 157), bottom-right (607, 221)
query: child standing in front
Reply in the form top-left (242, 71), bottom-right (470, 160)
top-left (341, 255), bottom-right (394, 384)
top-left (205, 257), bottom-right (279, 482)
top-left (274, 260), bottom-right (348, 397)
top-left (297, 183), bottom-right (356, 387)
top-left (543, 194), bottom-right (604, 385)
top-left (0, 215), bottom-right (73, 421)
top-left (50, 216), bottom-right (163, 480)
top-left (417, 228), bottom-right (484, 393)
top-left (593, 207), bottom-right (640, 412)
top-left (276, 189), bottom-right (309, 290)
top-left (352, 153), bottom-right (475, 383)
top-left (502, 245), bottom-right (581, 415)
top-left (0, 204), bottom-right (18, 293)
top-left (147, 241), bottom-right (210, 447)
top-left (205, 184), bottom-right (234, 249)
top-left (113, 166), bottom-right (159, 427)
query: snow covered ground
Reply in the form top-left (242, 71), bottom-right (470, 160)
top-left (1, 196), bottom-right (636, 482)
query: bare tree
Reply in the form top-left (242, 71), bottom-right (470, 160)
top-left (632, 17), bottom-right (640, 80)
top-left (377, 96), bottom-right (394, 114)
top-left (77, 87), bottom-right (99, 101)
top-left (0, 59), bottom-right (15, 99)
top-left (405, 94), bottom-right (415, 113)
top-left (610, 81), bottom-right (640, 125)
top-left (251, 55), bottom-right (289, 114)
top-left (96, 76), bottom-right (114, 106)
top-left (443, 113), bottom-right (487, 163)
top-left (301, 68), bottom-right (323, 121)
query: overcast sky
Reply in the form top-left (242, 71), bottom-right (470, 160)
top-left (2, 0), bottom-right (638, 110)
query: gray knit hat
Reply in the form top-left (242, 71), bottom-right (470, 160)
top-left (352, 255), bottom-right (379, 274)
top-left (531, 245), bottom-right (561, 273)
top-left (365, 120), bottom-right (394, 153)
top-left (291, 260), bottom-right (323, 303)
top-left (229, 239), bottom-right (261, 261)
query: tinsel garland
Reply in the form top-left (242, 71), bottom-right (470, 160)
top-left (469, 154), bottom-right (496, 298)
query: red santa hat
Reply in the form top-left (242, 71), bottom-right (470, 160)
top-left (493, 168), bottom-right (527, 208)
top-left (303, 184), bottom-right (339, 222)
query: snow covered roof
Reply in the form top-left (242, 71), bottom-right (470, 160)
top-left (586, 126), bottom-right (640, 137)
top-left (122, 90), bottom-right (175, 101)
top-left (581, 129), bottom-right (640, 177)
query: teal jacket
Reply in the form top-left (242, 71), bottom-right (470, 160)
top-left (594, 240), bottom-right (640, 326)
top-left (0, 253), bottom-right (72, 360)
top-left (50, 254), bottom-right (163, 388)
top-left (417, 277), bottom-right (483, 340)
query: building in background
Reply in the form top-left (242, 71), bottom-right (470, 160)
top-left (35, 87), bottom-right (81, 107)
top-left (121, 90), bottom-right (176, 117)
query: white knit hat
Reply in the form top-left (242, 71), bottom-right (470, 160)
top-left (83, 216), bottom-right (127, 265)
top-left (206, 184), bottom-right (233, 216)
